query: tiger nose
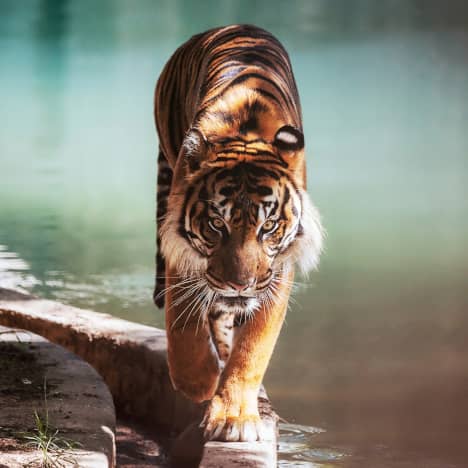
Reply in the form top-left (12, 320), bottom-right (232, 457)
top-left (226, 278), bottom-right (256, 293)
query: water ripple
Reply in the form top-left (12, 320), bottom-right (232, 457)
top-left (278, 423), bottom-right (347, 466)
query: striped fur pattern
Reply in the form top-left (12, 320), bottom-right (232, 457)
top-left (154, 24), bottom-right (324, 442)
top-left (209, 309), bottom-right (235, 365)
top-left (154, 150), bottom-right (172, 308)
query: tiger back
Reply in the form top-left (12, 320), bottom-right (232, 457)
top-left (154, 24), bottom-right (323, 442)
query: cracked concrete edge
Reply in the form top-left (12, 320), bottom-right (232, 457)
top-left (0, 287), bottom-right (278, 467)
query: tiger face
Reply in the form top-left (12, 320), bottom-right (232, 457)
top-left (187, 163), bottom-right (303, 313)
top-left (160, 128), bottom-right (323, 316)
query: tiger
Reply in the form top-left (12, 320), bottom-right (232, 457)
top-left (153, 24), bottom-right (324, 442)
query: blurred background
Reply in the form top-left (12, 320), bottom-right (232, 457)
top-left (1, 1), bottom-right (468, 466)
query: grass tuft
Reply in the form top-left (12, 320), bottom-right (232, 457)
top-left (20, 380), bottom-right (81, 467)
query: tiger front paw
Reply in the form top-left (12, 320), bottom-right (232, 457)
top-left (201, 394), bottom-right (273, 442)
top-left (203, 414), bottom-right (266, 442)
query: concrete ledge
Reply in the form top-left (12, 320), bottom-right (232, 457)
top-left (0, 287), bottom-right (278, 466)
top-left (0, 326), bottom-right (115, 468)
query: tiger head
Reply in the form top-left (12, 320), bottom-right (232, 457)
top-left (161, 126), bottom-right (323, 314)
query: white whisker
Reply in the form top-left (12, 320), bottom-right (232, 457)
top-left (196, 283), bottom-right (213, 335)
top-left (187, 285), bottom-right (208, 334)
top-left (154, 276), bottom-right (201, 302)
top-left (171, 280), bottom-right (205, 330)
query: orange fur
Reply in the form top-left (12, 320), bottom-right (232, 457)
top-left (154, 25), bottom-right (323, 442)
top-left (202, 268), bottom-right (293, 441)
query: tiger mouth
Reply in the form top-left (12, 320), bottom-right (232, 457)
top-left (221, 296), bottom-right (254, 307)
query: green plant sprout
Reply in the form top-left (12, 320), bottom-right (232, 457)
top-left (21, 379), bottom-right (81, 468)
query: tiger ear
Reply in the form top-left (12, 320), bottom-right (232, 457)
top-left (273, 125), bottom-right (304, 152)
top-left (182, 128), bottom-right (208, 172)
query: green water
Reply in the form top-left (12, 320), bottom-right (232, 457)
top-left (1, 1), bottom-right (468, 465)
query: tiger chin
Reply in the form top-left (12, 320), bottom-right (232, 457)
top-left (154, 24), bottom-right (324, 443)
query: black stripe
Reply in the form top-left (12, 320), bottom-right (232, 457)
top-left (179, 185), bottom-right (195, 238)
top-left (207, 111), bottom-right (236, 125)
top-left (255, 186), bottom-right (273, 196)
top-left (201, 71), bottom-right (288, 110)
top-left (214, 153), bottom-right (288, 168)
top-left (281, 186), bottom-right (290, 220)
top-left (155, 150), bottom-right (173, 309)
top-left (215, 168), bottom-right (235, 182)
top-left (158, 188), bottom-right (170, 198)
top-left (246, 164), bottom-right (281, 180)
top-left (252, 87), bottom-right (283, 107)
top-left (158, 170), bottom-right (172, 185)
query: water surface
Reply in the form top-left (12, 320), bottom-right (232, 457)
top-left (1, 1), bottom-right (468, 465)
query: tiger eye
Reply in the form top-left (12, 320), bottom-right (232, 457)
top-left (262, 219), bottom-right (277, 232)
top-left (212, 218), bottom-right (224, 229)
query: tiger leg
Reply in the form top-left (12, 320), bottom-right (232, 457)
top-left (154, 149), bottom-right (172, 308)
top-left (165, 269), bottom-right (221, 402)
top-left (202, 270), bottom-right (293, 442)
top-left (209, 310), bottom-right (235, 366)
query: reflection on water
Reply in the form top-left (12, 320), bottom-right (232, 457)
top-left (0, 245), bottom-right (39, 292)
top-left (1, 1), bottom-right (468, 466)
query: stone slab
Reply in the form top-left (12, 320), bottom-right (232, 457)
top-left (0, 326), bottom-right (115, 467)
